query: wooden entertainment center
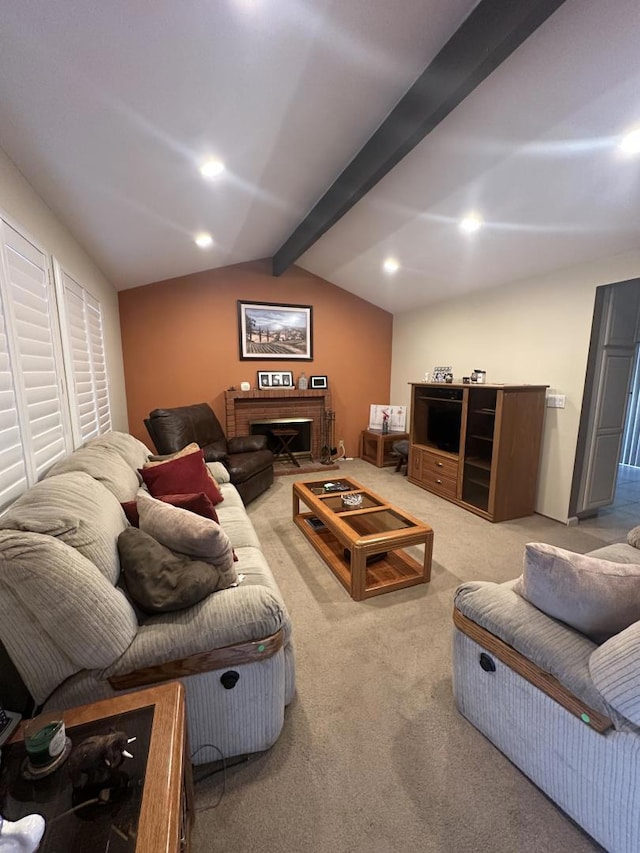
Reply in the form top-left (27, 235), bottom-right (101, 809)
top-left (408, 382), bottom-right (548, 522)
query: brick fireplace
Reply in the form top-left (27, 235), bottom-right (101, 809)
top-left (225, 389), bottom-right (332, 461)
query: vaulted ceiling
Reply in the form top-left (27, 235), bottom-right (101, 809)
top-left (1, 0), bottom-right (639, 314)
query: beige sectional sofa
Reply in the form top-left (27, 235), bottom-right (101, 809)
top-left (0, 432), bottom-right (295, 763)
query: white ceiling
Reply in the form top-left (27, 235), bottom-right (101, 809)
top-left (1, 0), bottom-right (639, 314)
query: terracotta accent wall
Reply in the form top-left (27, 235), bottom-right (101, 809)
top-left (118, 260), bottom-right (392, 458)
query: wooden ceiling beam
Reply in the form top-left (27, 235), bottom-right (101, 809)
top-left (272, 0), bottom-right (568, 276)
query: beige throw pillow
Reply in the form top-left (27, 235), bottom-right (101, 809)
top-left (628, 525), bottom-right (640, 550)
top-left (145, 442), bottom-right (201, 466)
top-left (513, 542), bottom-right (640, 643)
top-left (137, 492), bottom-right (236, 586)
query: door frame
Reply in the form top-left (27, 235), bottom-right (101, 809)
top-left (569, 278), bottom-right (640, 519)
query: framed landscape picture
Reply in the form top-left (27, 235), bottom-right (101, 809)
top-left (238, 301), bottom-right (313, 361)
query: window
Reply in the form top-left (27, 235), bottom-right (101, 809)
top-left (55, 263), bottom-right (111, 444)
top-left (0, 215), bottom-right (111, 511)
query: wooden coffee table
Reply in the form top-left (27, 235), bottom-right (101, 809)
top-left (292, 476), bottom-right (433, 600)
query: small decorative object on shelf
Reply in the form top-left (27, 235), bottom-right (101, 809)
top-left (381, 409), bottom-right (390, 433)
top-left (471, 369), bottom-right (486, 384)
top-left (310, 375), bottom-right (328, 389)
top-left (297, 371), bottom-right (308, 390)
top-left (445, 372), bottom-right (454, 383)
top-left (432, 366), bottom-right (453, 383)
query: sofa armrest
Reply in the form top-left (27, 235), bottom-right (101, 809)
top-left (201, 440), bottom-right (228, 463)
top-left (108, 628), bottom-right (283, 689)
top-left (590, 621), bottom-right (640, 727)
top-left (228, 435), bottom-right (268, 454)
top-left (105, 584), bottom-right (290, 681)
top-left (454, 580), bottom-right (612, 721)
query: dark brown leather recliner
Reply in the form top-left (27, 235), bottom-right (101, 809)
top-left (145, 403), bottom-right (274, 505)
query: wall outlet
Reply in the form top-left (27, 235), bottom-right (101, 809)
top-left (546, 394), bottom-right (566, 408)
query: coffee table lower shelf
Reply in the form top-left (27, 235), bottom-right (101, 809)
top-left (294, 513), bottom-right (430, 600)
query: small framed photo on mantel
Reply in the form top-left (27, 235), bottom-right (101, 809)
top-left (257, 370), bottom-right (293, 389)
top-left (310, 375), bottom-right (328, 389)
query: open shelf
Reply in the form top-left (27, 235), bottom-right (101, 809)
top-left (464, 457), bottom-right (491, 471)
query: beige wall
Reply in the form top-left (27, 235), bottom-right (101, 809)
top-left (0, 147), bottom-right (128, 431)
top-left (391, 252), bottom-right (640, 522)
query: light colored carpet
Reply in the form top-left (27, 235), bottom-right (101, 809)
top-left (193, 460), bottom-right (616, 853)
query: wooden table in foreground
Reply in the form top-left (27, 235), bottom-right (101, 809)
top-left (8, 682), bottom-right (194, 853)
top-left (292, 476), bottom-right (433, 600)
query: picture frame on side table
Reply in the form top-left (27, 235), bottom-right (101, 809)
top-left (257, 370), bottom-right (294, 389)
top-left (310, 375), bottom-right (328, 389)
top-left (238, 300), bottom-right (313, 361)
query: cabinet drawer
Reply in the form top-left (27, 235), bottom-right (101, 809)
top-left (421, 450), bottom-right (458, 480)
top-left (422, 473), bottom-right (457, 499)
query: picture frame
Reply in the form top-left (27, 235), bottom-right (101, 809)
top-left (238, 300), bottom-right (313, 361)
top-left (310, 375), bottom-right (328, 389)
top-left (257, 370), bottom-right (294, 390)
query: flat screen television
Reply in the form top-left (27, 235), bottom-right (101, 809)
top-left (427, 405), bottom-right (461, 453)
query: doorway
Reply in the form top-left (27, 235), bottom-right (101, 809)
top-left (569, 279), bottom-right (640, 527)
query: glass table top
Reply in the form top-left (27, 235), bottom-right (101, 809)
top-left (0, 706), bottom-right (154, 853)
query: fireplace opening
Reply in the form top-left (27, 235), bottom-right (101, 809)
top-left (250, 418), bottom-right (313, 459)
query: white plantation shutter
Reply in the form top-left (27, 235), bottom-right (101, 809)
top-left (56, 265), bottom-right (111, 444)
top-left (0, 220), bottom-right (70, 508)
top-left (0, 291), bottom-right (28, 508)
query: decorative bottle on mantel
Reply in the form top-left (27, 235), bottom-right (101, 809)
top-left (298, 372), bottom-right (308, 390)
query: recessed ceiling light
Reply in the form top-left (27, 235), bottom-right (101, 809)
top-left (199, 158), bottom-right (225, 178)
top-left (194, 232), bottom-right (213, 248)
top-left (383, 257), bottom-right (400, 274)
top-left (459, 214), bottom-right (483, 234)
top-left (619, 128), bottom-right (640, 155)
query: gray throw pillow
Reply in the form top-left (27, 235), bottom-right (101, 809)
top-left (117, 527), bottom-right (226, 614)
top-left (137, 492), bottom-right (236, 585)
top-left (513, 542), bottom-right (640, 643)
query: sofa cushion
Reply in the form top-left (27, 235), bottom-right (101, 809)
top-left (121, 492), bottom-right (219, 528)
top-left (137, 493), bottom-right (236, 584)
top-left (590, 620), bottom-right (640, 727)
top-left (45, 443), bottom-right (140, 502)
top-left (140, 449), bottom-right (224, 506)
top-left (0, 471), bottom-right (127, 584)
top-left (118, 527), bottom-right (227, 613)
top-left (206, 461), bottom-right (230, 484)
top-left (0, 530), bottom-right (137, 682)
top-left (513, 542), bottom-right (640, 643)
top-left (83, 431), bottom-right (151, 471)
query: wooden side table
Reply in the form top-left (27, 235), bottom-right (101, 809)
top-left (360, 429), bottom-right (409, 468)
top-left (6, 682), bottom-right (193, 852)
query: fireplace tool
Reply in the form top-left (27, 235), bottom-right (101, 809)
top-left (320, 410), bottom-right (335, 464)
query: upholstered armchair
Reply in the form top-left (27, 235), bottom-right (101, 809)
top-left (145, 403), bottom-right (274, 504)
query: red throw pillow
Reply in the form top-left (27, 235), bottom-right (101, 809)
top-left (139, 451), bottom-right (224, 506)
top-left (121, 492), bottom-right (220, 527)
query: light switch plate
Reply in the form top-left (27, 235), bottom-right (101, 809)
top-left (546, 394), bottom-right (566, 408)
